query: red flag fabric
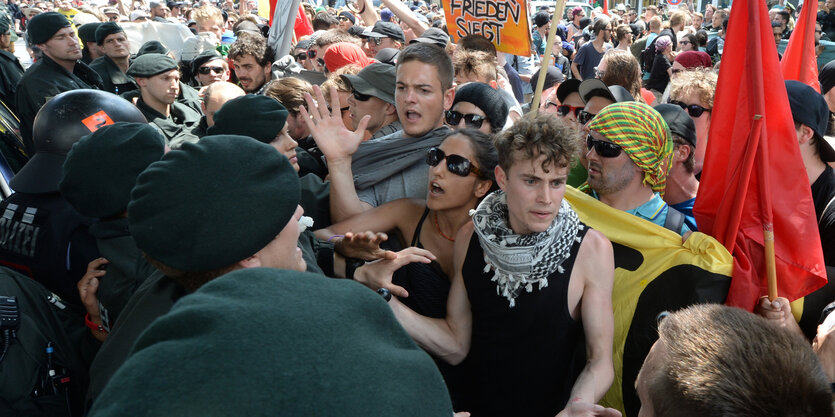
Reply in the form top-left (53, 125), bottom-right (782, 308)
top-left (693, 0), bottom-right (827, 310)
top-left (781, 1), bottom-right (820, 91)
top-left (602, 0), bottom-right (608, 16)
top-left (294, 4), bottom-right (314, 39)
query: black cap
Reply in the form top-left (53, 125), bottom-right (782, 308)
top-left (654, 103), bottom-right (697, 147)
top-left (27, 11), bottom-right (71, 44)
top-left (339, 10), bottom-right (356, 24)
top-left (785, 80), bottom-right (835, 161)
top-left (579, 78), bottom-right (634, 104)
top-left (347, 25), bottom-right (365, 38)
top-left (366, 21), bottom-right (405, 43)
top-left (409, 27), bottom-right (449, 47)
top-left (95, 21), bottom-right (124, 45)
top-left (294, 38), bottom-right (314, 50)
top-left (530, 66), bottom-right (564, 91)
top-left (77, 22), bottom-right (101, 43)
top-left (191, 49), bottom-right (223, 75)
top-left (556, 78), bottom-right (581, 103)
top-left (374, 48), bottom-right (399, 65)
top-left (127, 53), bottom-right (179, 78)
top-left (534, 11), bottom-right (551, 28)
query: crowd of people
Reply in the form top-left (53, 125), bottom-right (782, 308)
top-left (0, 0), bottom-right (834, 415)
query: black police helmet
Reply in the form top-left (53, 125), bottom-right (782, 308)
top-left (11, 89), bottom-right (147, 194)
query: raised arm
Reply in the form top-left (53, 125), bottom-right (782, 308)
top-left (564, 229), bottom-right (615, 407)
top-left (388, 222), bottom-right (475, 365)
top-left (300, 85), bottom-right (373, 223)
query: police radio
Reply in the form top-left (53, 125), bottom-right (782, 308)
top-left (0, 295), bottom-right (19, 363)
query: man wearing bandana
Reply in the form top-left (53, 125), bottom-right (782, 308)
top-left (390, 114), bottom-right (616, 417)
top-left (582, 101), bottom-right (689, 235)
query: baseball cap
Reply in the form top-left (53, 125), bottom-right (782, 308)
top-left (341, 63), bottom-right (397, 105)
top-left (579, 78), bottom-right (635, 104)
top-left (409, 27), bottom-right (449, 47)
top-left (366, 21), bottom-right (405, 43)
top-left (654, 103), bottom-right (697, 147)
top-left (785, 80), bottom-right (835, 161)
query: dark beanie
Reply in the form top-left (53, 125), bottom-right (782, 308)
top-left (820, 60), bottom-right (835, 95)
top-left (77, 22), bottom-right (101, 43)
top-left (87, 268), bottom-right (454, 416)
top-left (127, 53), bottom-right (178, 78)
top-left (191, 49), bottom-right (223, 75)
top-left (136, 40), bottom-right (169, 56)
top-left (27, 11), bottom-right (70, 44)
top-left (60, 123), bottom-right (165, 219)
top-left (452, 82), bottom-right (509, 132)
top-left (208, 95), bottom-right (289, 143)
top-left (534, 11), bottom-right (550, 28)
top-left (95, 22), bottom-right (125, 45)
top-left (128, 135), bottom-right (300, 272)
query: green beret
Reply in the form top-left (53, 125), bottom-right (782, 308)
top-left (127, 53), bottom-right (178, 78)
top-left (76, 22), bottom-right (101, 43)
top-left (27, 11), bottom-right (71, 45)
top-left (0, 15), bottom-right (11, 35)
top-left (95, 21), bottom-right (124, 45)
top-left (207, 95), bottom-right (289, 143)
top-left (190, 49), bottom-right (222, 75)
top-left (128, 135), bottom-right (300, 272)
top-left (136, 40), bottom-right (169, 56)
top-left (60, 123), bottom-right (165, 219)
top-left (87, 268), bottom-right (455, 416)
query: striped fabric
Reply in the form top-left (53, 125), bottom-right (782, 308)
top-left (587, 101), bottom-right (673, 196)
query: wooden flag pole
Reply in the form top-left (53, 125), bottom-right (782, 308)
top-left (531, 0), bottom-right (567, 114)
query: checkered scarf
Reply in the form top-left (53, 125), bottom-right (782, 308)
top-left (584, 101), bottom-right (673, 197)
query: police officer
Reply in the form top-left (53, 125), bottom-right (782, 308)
top-left (89, 22), bottom-right (138, 95)
top-left (0, 90), bottom-right (146, 307)
top-left (60, 122), bottom-right (166, 333)
top-left (0, 15), bottom-right (23, 114)
top-left (77, 22), bottom-right (102, 64)
top-left (127, 53), bottom-right (201, 148)
top-left (15, 12), bottom-right (103, 155)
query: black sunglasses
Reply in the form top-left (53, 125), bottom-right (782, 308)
top-left (352, 89), bottom-right (372, 101)
top-left (197, 66), bottom-right (224, 75)
top-left (307, 49), bottom-right (317, 59)
top-left (445, 110), bottom-right (487, 129)
top-left (670, 100), bottom-right (711, 117)
top-left (295, 52), bottom-right (307, 61)
top-left (578, 110), bottom-right (596, 125)
top-left (557, 104), bottom-right (584, 118)
top-left (586, 134), bottom-right (622, 158)
top-left (370, 37), bottom-right (384, 45)
top-left (426, 147), bottom-right (485, 178)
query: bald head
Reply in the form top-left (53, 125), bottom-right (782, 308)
top-left (202, 82), bottom-right (246, 127)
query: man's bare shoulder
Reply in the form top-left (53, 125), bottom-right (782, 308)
top-left (576, 228), bottom-right (614, 282)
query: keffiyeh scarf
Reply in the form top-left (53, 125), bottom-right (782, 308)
top-left (471, 190), bottom-right (582, 307)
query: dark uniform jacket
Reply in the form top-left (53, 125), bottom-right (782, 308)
top-left (88, 217), bottom-right (159, 328)
top-left (121, 81), bottom-right (203, 115)
top-left (14, 55), bottom-right (102, 155)
top-left (0, 49), bottom-right (24, 115)
top-left (135, 98), bottom-right (201, 148)
top-left (0, 192), bottom-right (99, 307)
top-left (89, 55), bottom-right (138, 95)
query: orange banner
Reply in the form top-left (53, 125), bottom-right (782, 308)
top-left (441, 0), bottom-right (532, 56)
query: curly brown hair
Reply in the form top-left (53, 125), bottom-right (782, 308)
top-left (494, 114), bottom-right (577, 172)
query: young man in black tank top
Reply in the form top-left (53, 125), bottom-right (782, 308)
top-left (390, 115), bottom-right (616, 417)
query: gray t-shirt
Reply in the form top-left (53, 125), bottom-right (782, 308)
top-left (352, 126), bottom-right (450, 207)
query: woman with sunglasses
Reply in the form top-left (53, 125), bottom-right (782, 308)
top-left (446, 82), bottom-right (508, 135)
top-left (315, 128), bottom-right (497, 407)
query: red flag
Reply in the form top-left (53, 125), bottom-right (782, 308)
top-left (294, 4), bottom-right (313, 39)
top-left (693, 0), bottom-right (827, 310)
top-left (602, 0), bottom-right (608, 16)
top-left (781, 1), bottom-right (820, 91)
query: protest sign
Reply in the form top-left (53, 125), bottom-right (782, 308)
top-left (441, 0), bottom-right (532, 55)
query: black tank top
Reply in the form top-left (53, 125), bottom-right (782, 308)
top-left (393, 207), bottom-right (451, 318)
top-left (462, 221), bottom-right (589, 417)
top-left (392, 207), bottom-right (471, 411)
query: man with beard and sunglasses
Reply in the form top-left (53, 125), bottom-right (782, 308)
top-left (581, 101), bottom-right (689, 235)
